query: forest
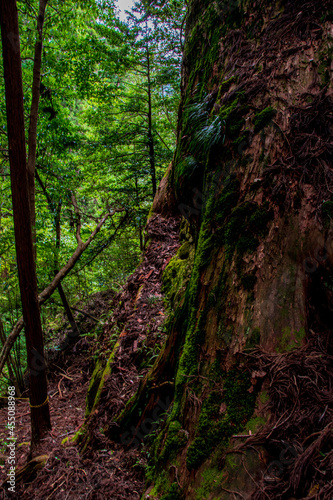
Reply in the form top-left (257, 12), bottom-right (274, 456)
top-left (0, 0), bottom-right (332, 498)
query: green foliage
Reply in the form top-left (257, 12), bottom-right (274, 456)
top-left (0, 0), bottom-right (183, 386)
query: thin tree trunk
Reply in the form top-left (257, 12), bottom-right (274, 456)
top-left (0, 210), bottom-right (117, 376)
top-left (146, 43), bottom-right (157, 198)
top-left (27, 0), bottom-right (48, 256)
top-left (135, 174), bottom-right (144, 251)
top-left (57, 282), bottom-right (80, 344)
top-left (0, 0), bottom-right (51, 451)
top-left (0, 319), bottom-right (21, 397)
top-left (35, 170), bottom-right (81, 340)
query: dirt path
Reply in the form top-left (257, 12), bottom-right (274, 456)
top-left (0, 215), bottom-right (181, 499)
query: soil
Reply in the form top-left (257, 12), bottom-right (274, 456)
top-left (0, 214), bottom-right (181, 500)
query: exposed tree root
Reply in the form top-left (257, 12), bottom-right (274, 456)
top-left (239, 328), bottom-right (333, 499)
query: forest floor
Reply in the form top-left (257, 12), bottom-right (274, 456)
top-left (0, 215), bottom-right (181, 500)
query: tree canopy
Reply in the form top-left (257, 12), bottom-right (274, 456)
top-left (0, 0), bottom-right (185, 393)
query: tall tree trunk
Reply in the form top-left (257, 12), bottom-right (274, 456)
top-left (27, 0), bottom-right (48, 256)
top-left (109, 1), bottom-right (333, 498)
top-left (0, 0), bottom-right (51, 452)
top-left (146, 43), bottom-right (157, 198)
top-left (135, 174), bottom-right (143, 251)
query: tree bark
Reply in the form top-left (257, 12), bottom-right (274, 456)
top-left (27, 0), bottom-right (48, 255)
top-left (146, 42), bottom-right (157, 198)
top-left (110, 1), bottom-right (333, 497)
top-left (0, 0), bottom-right (51, 450)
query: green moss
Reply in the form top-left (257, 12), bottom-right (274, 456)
top-left (172, 189), bottom-right (219, 404)
top-left (277, 327), bottom-right (306, 353)
top-left (177, 241), bottom-right (192, 259)
top-left (186, 369), bottom-right (258, 470)
top-left (217, 75), bottom-right (238, 99)
top-left (233, 132), bottom-right (249, 149)
top-left (160, 482), bottom-right (184, 500)
top-left (146, 204), bottom-right (155, 223)
top-left (179, 218), bottom-right (194, 243)
top-left (259, 390), bottom-right (269, 404)
top-left (214, 177), bottom-right (240, 225)
top-left (223, 202), bottom-right (273, 261)
top-left (253, 107), bottom-right (277, 133)
top-left (85, 360), bottom-right (106, 417)
top-left (69, 340), bottom-right (121, 451)
top-left (225, 453), bottom-right (238, 471)
top-left (195, 466), bottom-right (224, 500)
top-left (244, 416), bottom-right (266, 434)
top-left (218, 98), bottom-right (239, 120)
top-left (159, 420), bottom-right (188, 462)
top-left (217, 97), bottom-right (249, 140)
top-left (228, 117), bottom-right (245, 138)
top-left (318, 46), bottom-right (332, 88)
top-left (148, 470), bottom-right (171, 498)
top-left (162, 242), bottom-right (195, 310)
top-left (245, 327), bottom-right (261, 349)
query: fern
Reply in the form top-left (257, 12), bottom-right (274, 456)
top-left (193, 116), bottom-right (224, 153)
top-left (185, 91), bottom-right (225, 158)
top-left (177, 155), bottom-right (201, 178)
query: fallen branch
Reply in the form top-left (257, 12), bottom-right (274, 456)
top-left (0, 209), bottom-right (122, 375)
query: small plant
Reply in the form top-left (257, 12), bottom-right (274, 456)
top-left (147, 294), bottom-right (162, 306)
